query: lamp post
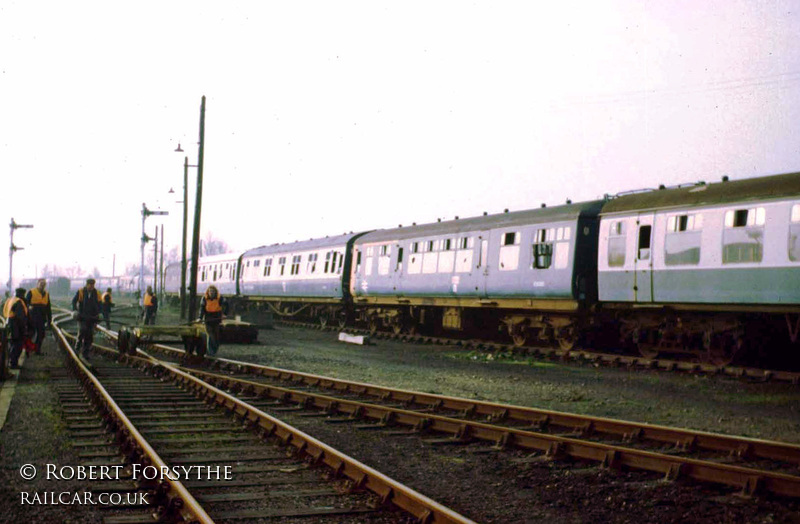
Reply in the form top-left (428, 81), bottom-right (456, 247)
top-left (171, 154), bottom-right (192, 320)
top-left (140, 204), bottom-right (168, 304)
top-left (176, 95), bottom-right (207, 321)
top-left (8, 218), bottom-right (33, 296)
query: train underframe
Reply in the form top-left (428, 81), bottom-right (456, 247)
top-left (604, 305), bottom-right (800, 368)
top-left (206, 294), bottom-right (800, 368)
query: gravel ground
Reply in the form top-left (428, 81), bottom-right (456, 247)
top-left (211, 322), bottom-right (800, 523)
top-left (0, 336), bottom-right (108, 523)
top-left (3, 309), bottom-right (800, 523)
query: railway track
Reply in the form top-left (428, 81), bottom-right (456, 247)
top-left (51, 313), bottom-right (475, 523)
top-left (120, 329), bottom-right (800, 502)
top-left (279, 319), bottom-right (800, 385)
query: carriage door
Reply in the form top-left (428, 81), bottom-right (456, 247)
top-left (633, 214), bottom-right (654, 302)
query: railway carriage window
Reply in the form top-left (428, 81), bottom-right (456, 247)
top-left (264, 258), bottom-right (272, 277)
top-left (532, 228), bottom-right (554, 269)
top-left (665, 213), bottom-right (702, 265)
top-left (378, 245), bottom-right (391, 275)
top-left (637, 225), bottom-right (652, 260)
top-left (291, 255), bottom-right (302, 275)
top-left (337, 252), bottom-right (344, 274)
top-left (279, 256), bottom-right (287, 276)
top-left (723, 207), bottom-right (765, 263)
top-left (396, 247), bottom-right (404, 271)
top-left (355, 251), bottom-right (361, 273)
top-left (789, 204), bottom-right (800, 262)
top-left (306, 253), bottom-right (318, 274)
top-left (499, 231), bottom-right (521, 271)
top-left (607, 220), bottom-right (626, 267)
top-left (428, 240), bottom-right (436, 252)
top-left (458, 237), bottom-right (470, 249)
top-left (442, 239), bottom-right (452, 251)
top-left (411, 242), bottom-right (420, 254)
top-left (502, 232), bottom-right (518, 246)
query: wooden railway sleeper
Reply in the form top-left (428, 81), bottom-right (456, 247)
top-left (664, 462), bottom-right (685, 481)
top-left (546, 441), bottom-right (565, 460)
top-left (493, 431), bottom-right (512, 450)
top-left (731, 443), bottom-right (753, 461)
top-left (675, 436), bottom-right (697, 452)
top-left (739, 475), bottom-right (763, 498)
top-left (623, 428), bottom-right (643, 443)
top-left (601, 450), bottom-right (621, 470)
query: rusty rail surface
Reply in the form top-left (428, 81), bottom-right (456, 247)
top-left (282, 319), bottom-right (800, 384)
top-left (89, 332), bottom-right (476, 524)
top-left (176, 365), bottom-right (800, 499)
top-left (98, 326), bottom-right (800, 499)
top-left (52, 312), bottom-right (214, 523)
top-left (133, 337), bottom-right (800, 467)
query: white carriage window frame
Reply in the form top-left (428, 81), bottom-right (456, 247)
top-left (380, 245), bottom-right (391, 256)
top-left (263, 258), bottom-right (273, 277)
top-left (789, 204), bottom-right (800, 262)
top-left (532, 228), bottom-right (554, 269)
top-left (607, 220), bottom-right (627, 267)
top-left (722, 207), bottom-right (766, 264)
top-left (291, 255), bottom-right (302, 275)
top-left (278, 256), bottom-right (287, 276)
top-left (306, 253), bottom-right (318, 273)
top-left (665, 213), bottom-right (702, 266)
top-left (668, 213), bottom-right (703, 233)
top-left (502, 231), bottom-right (519, 246)
top-left (724, 207), bottom-right (765, 228)
top-left (411, 242), bottom-right (420, 254)
top-left (458, 237), bottom-right (474, 250)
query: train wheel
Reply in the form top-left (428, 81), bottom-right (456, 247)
top-left (391, 320), bottom-right (403, 335)
top-left (510, 325), bottom-right (528, 347)
top-left (703, 331), bottom-right (742, 367)
top-left (368, 318), bottom-right (380, 336)
top-left (556, 327), bottom-right (577, 351)
top-left (636, 343), bottom-right (660, 359)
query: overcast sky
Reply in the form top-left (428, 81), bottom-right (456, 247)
top-left (1, 1), bottom-right (799, 289)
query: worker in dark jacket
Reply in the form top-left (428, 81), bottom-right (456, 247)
top-left (4, 288), bottom-right (31, 369)
top-left (143, 286), bottom-right (157, 325)
top-left (198, 285), bottom-right (226, 356)
top-left (26, 279), bottom-right (52, 355)
top-left (101, 288), bottom-right (114, 329)
top-left (72, 278), bottom-right (102, 359)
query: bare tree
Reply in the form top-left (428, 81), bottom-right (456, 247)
top-left (203, 232), bottom-right (229, 256)
top-left (63, 265), bottom-right (83, 278)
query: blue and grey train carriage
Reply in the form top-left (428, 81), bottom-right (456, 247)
top-left (350, 201), bottom-right (604, 348)
top-left (195, 252), bottom-right (242, 297)
top-left (597, 171), bottom-right (800, 364)
top-left (238, 233), bottom-right (368, 326)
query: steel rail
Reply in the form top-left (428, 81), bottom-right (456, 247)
top-left (173, 365), bottom-right (800, 499)
top-left (87, 336), bottom-right (476, 524)
top-left (133, 338), bottom-right (800, 467)
top-left (52, 313), bottom-right (214, 524)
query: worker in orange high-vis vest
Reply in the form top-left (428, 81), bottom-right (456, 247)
top-left (198, 285), bottom-right (227, 356)
top-left (143, 286), bottom-right (157, 325)
top-left (4, 288), bottom-right (31, 369)
top-left (26, 279), bottom-right (52, 355)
